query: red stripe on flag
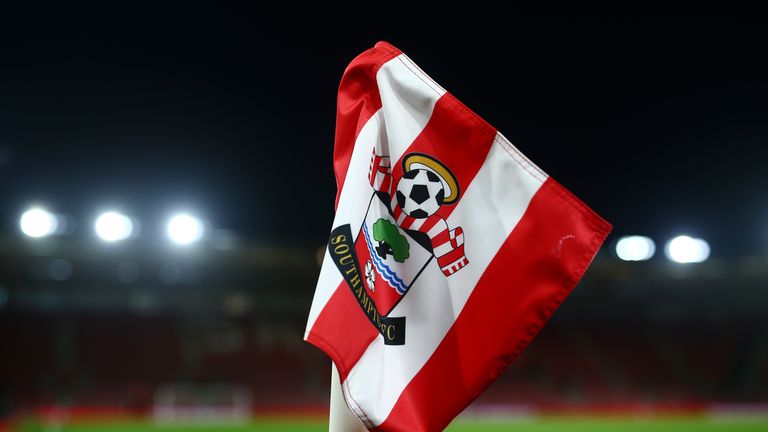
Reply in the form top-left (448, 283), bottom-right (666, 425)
top-left (305, 281), bottom-right (378, 381)
top-left (374, 178), bottom-right (611, 432)
top-left (389, 93), bottom-right (497, 223)
top-left (333, 42), bottom-right (401, 209)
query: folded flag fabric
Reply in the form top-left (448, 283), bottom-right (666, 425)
top-left (305, 41), bottom-right (612, 432)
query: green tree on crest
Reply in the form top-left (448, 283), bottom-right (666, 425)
top-left (373, 218), bottom-right (410, 263)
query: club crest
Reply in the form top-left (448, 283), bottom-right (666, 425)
top-left (328, 149), bottom-right (468, 345)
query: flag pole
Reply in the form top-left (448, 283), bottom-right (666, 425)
top-left (330, 362), bottom-right (368, 432)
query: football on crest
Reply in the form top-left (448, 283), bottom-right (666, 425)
top-left (395, 168), bottom-right (445, 219)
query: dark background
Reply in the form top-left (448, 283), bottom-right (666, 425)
top-left (1, 13), bottom-right (767, 427)
top-left (2, 14), bottom-right (766, 255)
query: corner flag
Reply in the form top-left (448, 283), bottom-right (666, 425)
top-left (305, 41), bottom-right (611, 431)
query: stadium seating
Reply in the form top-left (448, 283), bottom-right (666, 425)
top-left (2, 312), bottom-right (765, 413)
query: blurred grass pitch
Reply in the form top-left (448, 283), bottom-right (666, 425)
top-left (13, 416), bottom-right (768, 431)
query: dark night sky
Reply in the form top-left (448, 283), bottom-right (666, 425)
top-left (1, 13), bottom-right (767, 257)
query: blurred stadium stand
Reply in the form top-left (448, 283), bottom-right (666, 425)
top-left (1, 235), bottom-right (767, 418)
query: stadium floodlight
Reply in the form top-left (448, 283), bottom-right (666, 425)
top-left (615, 235), bottom-right (655, 261)
top-left (20, 207), bottom-right (58, 238)
top-left (95, 211), bottom-right (134, 242)
top-left (665, 235), bottom-right (710, 264)
top-left (167, 213), bottom-right (204, 245)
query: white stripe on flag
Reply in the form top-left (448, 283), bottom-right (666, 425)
top-left (376, 54), bottom-right (446, 164)
top-left (305, 54), bottom-right (444, 336)
top-left (343, 133), bottom-right (547, 426)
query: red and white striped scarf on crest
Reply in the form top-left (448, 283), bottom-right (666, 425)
top-left (368, 152), bottom-right (468, 276)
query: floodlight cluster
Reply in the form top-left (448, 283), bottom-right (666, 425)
top-left (19, 207), bottom-right (205, 246)
top-left (18, 207), bottom-right (714, 262)
top-left (615, 235), bottom-right (710, 263)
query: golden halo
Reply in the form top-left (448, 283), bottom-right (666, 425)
top-left (402, 153), bottom-right (460, 204)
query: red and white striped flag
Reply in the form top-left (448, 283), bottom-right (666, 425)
top-left (305, 41), bottom-right (611, 432)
